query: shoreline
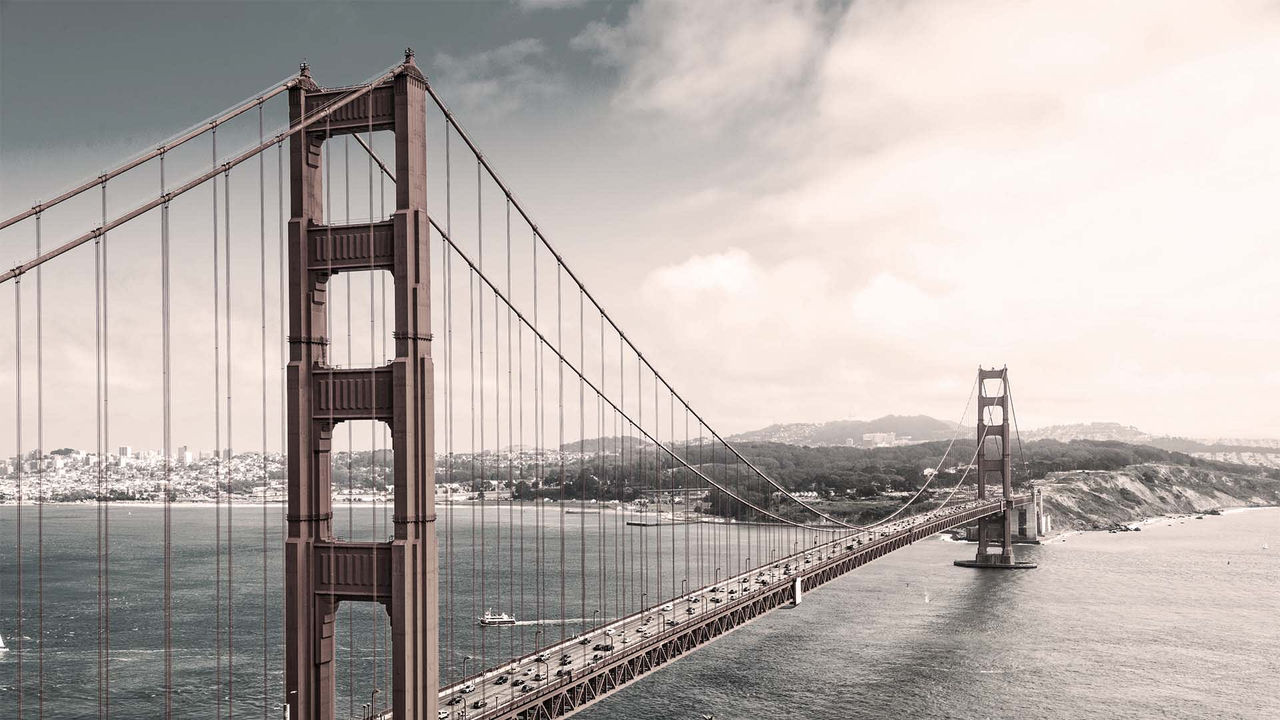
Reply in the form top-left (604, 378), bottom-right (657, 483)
top-left (1039, 504), bottom-right (1279, 542)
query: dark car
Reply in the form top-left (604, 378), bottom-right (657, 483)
top-left (447, 696), bottom-right (463, 706)
top-left (522, 685), bottom-right (535, 693)
top-left (495, 675), bottom-right (509, 686)
top-left (470, 699), bottom-right (488, 710)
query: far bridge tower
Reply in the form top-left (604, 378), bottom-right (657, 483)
top-left (955, 367), bottom-right (1037, 569)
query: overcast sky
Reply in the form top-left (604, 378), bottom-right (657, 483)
top-left (2, 0), bottom-right (1279, 454)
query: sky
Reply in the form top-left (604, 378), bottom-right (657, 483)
top-left (1, 0), bottom-right (1279, 455)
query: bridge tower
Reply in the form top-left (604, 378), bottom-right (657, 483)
top-left (285, 52), bottom-right (439, 719)
top-left (954, 367), bottom-right (1036, 569)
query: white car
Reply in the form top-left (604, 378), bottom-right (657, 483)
top-left (660, 603), bottom-right (673, 611)
top-left (461, 682), bottom-right (475, 694)
top-left (604, 628), bottom-right (614, 636)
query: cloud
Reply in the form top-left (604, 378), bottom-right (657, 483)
top-left (517, 0), bottom-right (593, 8)
top-left (572, 0), bottom-right (834, 129)
top-left (432, 38), bottom-right (565, 118)
top-left (594, 0), bottom-right (1280, 436)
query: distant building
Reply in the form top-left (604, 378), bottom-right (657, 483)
top-left (862, 432), bottom-right (896, 447)
top-left (118, 445), bottom-right (133, 459)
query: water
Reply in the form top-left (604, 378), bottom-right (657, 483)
top-left (576, 508), bottom-right (1280, 720)
top-left (1, 506), bottom-right (1277, 719)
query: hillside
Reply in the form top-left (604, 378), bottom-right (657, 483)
top-left (1036, 463), bottom-right (1280, 530)
top-left (727, 415), bottom-right (955, 447)
top-left (1020, 422), bottom-right (1152, 444)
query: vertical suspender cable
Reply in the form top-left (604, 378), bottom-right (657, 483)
top-left (160, 152), bottom-right (174, 720)
top-left (277, 143), bottom-right (288, 719)
top-left (258, 104), bottom-right (269, 720)
top-left (516, 243), bottom-right (525, 658)
top-left (95, 181), bottom-right (105, 720)
top-left (343, 135), bottom-right (354, 720)
top-left (618, 335), bottom-right (626, 617)
top-left (477, 159), bottom-right (487, 685)
top-left (506, 199), bottom-right (515, 663)
top-left (37, 209), bottom-right (46, 720)
top-left (15, 270), bottom-right (23, 719)
top-left (598, 313), bottom-right (606, 626)
top-left (637, 355), bottom-right (644, 612)
top-left (556, 265), bottom-right (565, 644)
top-left (653, 368), bottom-right (661, 604)
top-left (366, 94), bottom-right (379, 707)
top-left (443, 121), bottom-right (455, 687)
top-left (533, 227), bottom-right (543, 648)
top-left (103, 179), bottom-right (112, 720)
top-left (669, 392), bottom-right (676, 601)
top-left (224, 159), bottom-right (235, 718)
top-left (468, 267), bottom-right (478, 677)
top-left (211, 129), bottom-right (224, 720)
top-left (578, 288), bottom-right (586, 631)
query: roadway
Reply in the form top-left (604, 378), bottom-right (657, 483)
top-left (425, 495), bottom-right (1024, 720)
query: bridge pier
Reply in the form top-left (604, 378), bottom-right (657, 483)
top-left (792, 576), bottom-right (803, 606)
top-left (954, 368), bottom-right (1036, 570)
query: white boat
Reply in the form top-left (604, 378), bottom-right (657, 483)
top-left (479, 609), bottom-right (516, 626)
top-left (0, 633), bottom-right (7, 652)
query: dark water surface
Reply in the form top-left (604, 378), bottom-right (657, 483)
top-left (1, 505), bottom-right (1276, 719)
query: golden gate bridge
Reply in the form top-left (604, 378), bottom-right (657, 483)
top-left (0, 51), bottom-right (1038, 720)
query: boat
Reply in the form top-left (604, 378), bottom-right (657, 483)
top-left (0, 633), bottom-right (7, 652)
top-left (479, 609), bottom-right (516, 626)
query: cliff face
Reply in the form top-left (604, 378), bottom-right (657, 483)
top-left (1037, 463), bottom-right (1280, 530)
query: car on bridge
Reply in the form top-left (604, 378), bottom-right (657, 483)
top-left (471, 699), bottom-right (488, 710)
top-left (461, 682), bottom-right (475, 694)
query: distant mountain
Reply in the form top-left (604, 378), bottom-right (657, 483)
top-left (727, 415), bottom-right (956, 447)
top-left (1017, 423), bottom-right (1280, 462)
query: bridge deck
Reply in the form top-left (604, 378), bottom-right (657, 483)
top-left (403, 495), bottom-right (1030, 720)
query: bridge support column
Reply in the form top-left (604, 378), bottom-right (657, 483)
top-left (955, 367), bottom-right (1036, 570)
top-left (285, 52), bottom-right (439, 720)
top-left (792, 576), bottom-right (802, 606)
